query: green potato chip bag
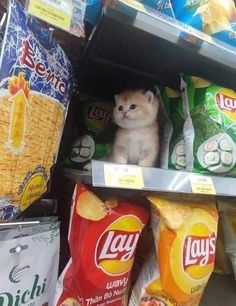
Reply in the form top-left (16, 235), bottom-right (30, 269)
top-left (158, 87), bottom-right (187, 170)
top-left (182, 75), bottom-right (236, 176)
top-left (79, 93), bottom-right (115, 143)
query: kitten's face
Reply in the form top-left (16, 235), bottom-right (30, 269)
top-left (113, 90), bottom-right (159, 129)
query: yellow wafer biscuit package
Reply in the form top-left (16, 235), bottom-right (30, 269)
top-left (129, 194), bottom-right (218, 306)
top-left (0, 0), bottom-right (73, 220)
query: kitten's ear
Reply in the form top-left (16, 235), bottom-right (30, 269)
top-left (145, 91), bottom-right (154, 104)
top-left (114, 94), bottom-right (119, 105)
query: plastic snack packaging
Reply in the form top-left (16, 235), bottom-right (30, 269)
top-left (54, 184), bottom-right (149, 306)
top-left (140, 0), bottom-right (175, 18)
top-left (171, 0), bottom-right (236, 48)
top-left (182, 75), bottom-right (236, 176)
top-left (64, 93), bottom-right (115, 169)
top-left (79, 93), bottom-right (115, 142)
top-left (64, 135), bottom-right (111, 170)
top-left (129, 194), bottom-right (218, 306)
top-left (214, 215), bottom-right (232, 275)
top-left (0, 218), bottom-right (60, 305)
top-left (158, 87), bottom-right (186, 171)
top-left (218, 199), bottom-right (236, 278)
top-left (0, 0), bottom-right (73, 220)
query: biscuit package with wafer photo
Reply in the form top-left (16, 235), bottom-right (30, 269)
top-left (53, 183), bottom-right (149, 306)
top-left (129, 194), bottom-right (218, 306)
top-left (0, 0), bottom-right (73, 220)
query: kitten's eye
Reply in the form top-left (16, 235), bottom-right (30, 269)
top-left (130, 104), bottom-right (137, 110)
top-left (118, 106), bottom-right (123, 111)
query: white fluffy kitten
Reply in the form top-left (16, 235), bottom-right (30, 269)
top-left (112, 89), bottom-right (159, 167)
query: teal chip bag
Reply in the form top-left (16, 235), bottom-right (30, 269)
top-left (158, 87), bottom-right (187, 170)
top-left (182, 75), bottom-right (236, 176)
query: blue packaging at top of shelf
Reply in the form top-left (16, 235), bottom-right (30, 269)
top-left (171, 0), bottom-right (203, 30)
top-left (171, 0), bottom-right (236, 49)
top-left (140, 0), bottom-right (175, 18)
top-left (212, 23), bottom-right (236, 48)
top-left (85, 0), bottom-right (102, 25)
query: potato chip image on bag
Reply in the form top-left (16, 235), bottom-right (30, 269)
top-left (53, 184), bottom-right (149, 306)
top-left (171, 0), bottom-right (236, 48)
top-left (129, 194), bottom-right (218, 306)
top-left (0, 0), bottom-right (73, 220)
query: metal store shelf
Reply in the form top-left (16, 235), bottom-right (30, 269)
top-left (79, 1), bottom-right (236, 98)
top-left (74, 1), bottom-right (236, 197)
top-left (62, 160), bottom-right (236, 197)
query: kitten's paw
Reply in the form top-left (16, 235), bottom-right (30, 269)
top-left (112, 156), bottom-right (128, 164)
top-left (83, 162), bottom-right (92, 171)
top-left (138, 159), bottom-right (155, 167)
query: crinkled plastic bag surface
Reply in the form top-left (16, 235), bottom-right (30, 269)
top-left (182, 75), bottom-right (236, 176)
top-left (218, 199), bottom-right (236, 278)
top-left (171, 0), bottom-right (236, 48)
top-left (140, 0), bottom-right (175, 17)
top-left (0, 219), bottom-right (60, 305)
top-left (129, 194), bottom-right (218, 306)
top-left (158, 87), bottom-right (186, 171)
top-left (0, 0), bottom-right (73, 220)
top-left (54, 184), bottom-right (149, 306)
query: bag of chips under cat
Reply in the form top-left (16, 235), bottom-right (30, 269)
top-left (129, 194), bottom-right (218, 306)
top-left (158, 87), bottom-right (186, 171)
top-left (53, 184), bottom-right (149, 306)
top-left (171, 0), bottom-right (236, 48)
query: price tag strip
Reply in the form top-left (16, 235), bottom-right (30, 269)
top-left (190, 175), bottom-right (216, 195)
top-left (27, 0), bottom-right (85, 37)
top-left (104, 164), bottom-right (144, 189)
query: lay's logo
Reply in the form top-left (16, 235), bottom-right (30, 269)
top-left (87, 105), bottom-right (112, 123)
top-left (183, 233), bottom-right (216, 269)
top-left (182, 222), bottom-right (217, 280)
top-left (216, 91), bottom-right (236, 114)
top-left (95, 216), bottom-right (143, 275)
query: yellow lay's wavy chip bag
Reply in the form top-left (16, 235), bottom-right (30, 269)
top-left (129, 194), bottom-right (218, 306)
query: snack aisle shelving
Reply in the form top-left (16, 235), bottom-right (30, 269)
top-left (62, 160), bottom-right (236, 196)
top-left (58, 2), bottom-right (236, 305)
top-left (79, 4), bottom-right (236, 97)
top-left (64, 3), bottom-right (236, 197)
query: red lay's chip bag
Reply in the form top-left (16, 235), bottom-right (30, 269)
top-left (53, 184), bottom-right (149, 306)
